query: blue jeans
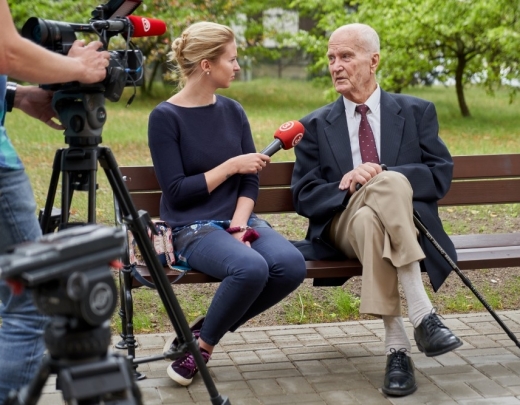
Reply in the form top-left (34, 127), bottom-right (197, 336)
top-left (187, 226), bottom-right (306, 346)
top-left (0, 168), bottom-right (48, 403)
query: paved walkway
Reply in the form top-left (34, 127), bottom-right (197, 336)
top-left (39, 310), bottom-right (520, 404)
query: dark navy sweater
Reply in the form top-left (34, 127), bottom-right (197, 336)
top-left (148, 95), bottom-right (259, 228)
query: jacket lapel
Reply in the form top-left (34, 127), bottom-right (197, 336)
top-left (324, 97), bottom-right (354, 174)
top-left (380, 90), bottom-right (405, 167)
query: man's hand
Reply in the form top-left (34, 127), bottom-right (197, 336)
top-left (14, 85), bottom-right (62, 129)
top-left (339, 162), bottom-right (383, 194)
top-left (67, 39), bottom-right (111, 84)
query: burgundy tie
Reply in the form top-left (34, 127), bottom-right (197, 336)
top-left (355, 104), bottom-right (379, 164)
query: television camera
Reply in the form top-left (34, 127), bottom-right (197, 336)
top-left (21, 0), bottom-right (150, 103)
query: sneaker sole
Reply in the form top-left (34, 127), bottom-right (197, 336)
top-left (166, 364), bottom-right (193, 386)
top-left (163, 315), bottom-right (205, 359)
top-left (416, 339), bottom-right (463, 357)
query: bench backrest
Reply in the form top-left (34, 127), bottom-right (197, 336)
top-left (119, 154), bottom-right (520, 217)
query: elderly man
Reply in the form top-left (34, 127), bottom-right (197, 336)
top-left (291, 23), bottom-right (462, 397)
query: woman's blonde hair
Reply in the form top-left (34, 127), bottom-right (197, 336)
top-left (169, 22), bottom-right (235, 87)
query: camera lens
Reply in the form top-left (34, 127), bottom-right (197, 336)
top-left (21, 17), bottom-right (77, 55)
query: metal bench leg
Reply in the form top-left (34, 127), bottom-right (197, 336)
top-left (115, 264), bottom-right (145, 380)
top-left (115, 268), bottom-right (129, 349)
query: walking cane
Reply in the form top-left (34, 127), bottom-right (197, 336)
top-left (412, 211), bottom-right (520, 349)
top-left (357, 164), bottom-right (520, 349)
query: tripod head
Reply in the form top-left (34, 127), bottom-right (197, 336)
top-left (0, 225), bottom-right (124, 326)
top-left (0, 226), bottom-right (144, 405)
top-left (53, 91), bottom-right (107, 147)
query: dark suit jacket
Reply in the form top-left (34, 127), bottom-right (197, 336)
top-left (291, 90), bottom-right (455, 291)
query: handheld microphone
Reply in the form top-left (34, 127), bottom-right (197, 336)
top-left (126, 15), bottom-right (167, 37)
top-left (260, 120), bottom-right (305, 157)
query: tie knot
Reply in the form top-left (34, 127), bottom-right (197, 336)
top-left (355, 104), bottom-right (370, 116)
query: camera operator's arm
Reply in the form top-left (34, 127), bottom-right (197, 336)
top-left (0, 0), bottom-right (110, 84)
top-left (13, 86), bottom-right (63, 130)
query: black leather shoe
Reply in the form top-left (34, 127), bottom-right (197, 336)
top-left (414, 312), bottom-right (462, 357)
top-left (382, 349), bottom-right (417, 397)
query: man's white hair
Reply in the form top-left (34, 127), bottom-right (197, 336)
top-left (337, 23), bottom-right (380, 54)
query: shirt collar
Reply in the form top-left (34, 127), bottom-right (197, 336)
top-left (343, 84), bottom-right (381, 118)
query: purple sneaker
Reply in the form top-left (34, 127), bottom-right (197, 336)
top-left (166, 348), bottom-right (211, 386)
top-left (163, 316), bottom-right (205, 357)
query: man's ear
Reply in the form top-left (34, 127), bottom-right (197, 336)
top-left (371, 53), bottom-right (380, 73)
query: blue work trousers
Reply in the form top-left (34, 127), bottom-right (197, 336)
top-left (0, 168), bottom-right (48, 403)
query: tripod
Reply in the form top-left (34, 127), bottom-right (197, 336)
top-left (2, 225), bottom-right (142, 405)
top-left (38, 90), bottom-right (230, 405)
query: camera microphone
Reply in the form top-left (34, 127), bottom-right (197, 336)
top-left (91, 15), bottom-right (166, 37)
top-left (260, 120), bottom-right (305, 157)
top-left (126, 15), bottom-right (167, 37)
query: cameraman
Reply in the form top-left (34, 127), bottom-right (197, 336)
top-left (0, 0), bottom-right (110, 401)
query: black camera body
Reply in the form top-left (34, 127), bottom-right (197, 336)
top-left (21, 0), bottom-right (145, 102)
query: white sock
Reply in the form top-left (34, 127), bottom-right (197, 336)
top-left (397, 261), bottom-right (434, 328)
top-left (383, 315), bottom-right (411, 355)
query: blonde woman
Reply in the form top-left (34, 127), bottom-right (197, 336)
top-left (148, 22), bottom-right (306, 386)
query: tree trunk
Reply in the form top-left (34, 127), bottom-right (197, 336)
top-left (455, 55), bottom-right (471, 117)
top-left (142, 62), bottom-right (161, 95)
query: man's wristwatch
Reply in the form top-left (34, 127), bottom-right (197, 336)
top-left (5, 82), bottom-right (17, 112)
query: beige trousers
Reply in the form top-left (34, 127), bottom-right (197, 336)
top-left (329, 171), bottom-right (425, 316)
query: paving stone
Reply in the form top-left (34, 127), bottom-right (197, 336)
top-left (276, 376), bottom-right (317, 394)
top-left (431, 351), bottom-right (468, 366)
top-left (477, 363), bottom-right (518, 378)
top-left (467, 378), bottom-right (516, 397)
top-left (335, 343), bottom-right (373, 358)
top-left (432, 381), bottom-right (482, 400)
top-left (320, 390), bottom-right (359, 405)
top-left (457, 398), bottom-right (520, 405)
top-left (247, 378), bottom-right (285, 396)
top-left (239, 330), bottom-right (271, 343)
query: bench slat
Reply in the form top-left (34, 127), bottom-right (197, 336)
top-left (451, 233), bottom-right (520, 249)
top-left (120, 166), bottom-right (159, 191)
top-left (130, 178), bottom-right (520, 217)
top-left (452, 154), bottom-right (520, 179)
top-left (456, 246), bottom-right (520, 270)
top-left (440, 179), bottom-right (520, 205)
top-left (119, 154), bottom-right (520, 192)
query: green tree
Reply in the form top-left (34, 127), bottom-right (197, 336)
top-left (293, 0), bottom-right (520, 117)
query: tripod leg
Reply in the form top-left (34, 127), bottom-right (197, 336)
top-left (413, 213), bottom-right (520, 349)
top-left (40, 149), bottom-right (64, 234)
top-left (98, 147), bottom-right (230, 405)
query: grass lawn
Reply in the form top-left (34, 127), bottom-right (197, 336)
top-left (6, 79), bottom-right (520, 332)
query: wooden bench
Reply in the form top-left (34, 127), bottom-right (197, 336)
top-left (115, 154), bottom-right (520, 359)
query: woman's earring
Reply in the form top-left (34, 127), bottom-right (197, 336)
top-left (206, 71), bottom-right (210, 75)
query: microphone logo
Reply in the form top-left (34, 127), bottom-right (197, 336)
top-left (141, 17), bottom-right (151, 32)
top-left (279, 121), bottom-right (295, 131)
top-left (292, 133), bottom-right (303, 147)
